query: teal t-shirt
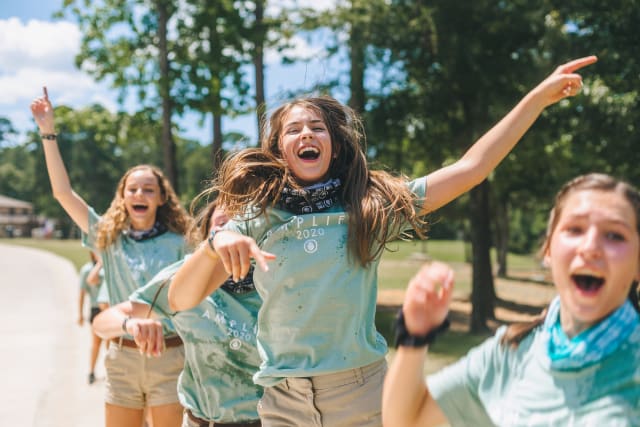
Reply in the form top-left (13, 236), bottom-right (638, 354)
top-left (78, 261), bottom-right (102, 308)
top-left (83, 207), bottom-right (188, 307)
top-left (427, 323), bottom-right (640, 426)
top-left (225, 177), bottom-right (427, 386)
top-left (130, 259), bottom-right (262, 423)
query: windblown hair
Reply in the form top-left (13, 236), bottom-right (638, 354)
top-left (501, 173), bottom-right (640, 347)
top-left (186, 196), bottom-right (219, 246)
top-left (212, 95), bottom-right (427, 265)
top-left (95, 164), bottom-right (192, 249)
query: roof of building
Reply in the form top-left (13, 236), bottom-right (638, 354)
top-left (0, 195), bottom-right (33, 209)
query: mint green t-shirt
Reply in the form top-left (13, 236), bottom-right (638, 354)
top-left (130, 259), bottom-right (262, 423)
top-left (427, 323), bottom-right (640, 426)
top-left (83, 207), bottom-right (188, 307)
top-left (78, 261), bottom-right (102, 308)
top-left (225, 177), bottom-right (427, 386)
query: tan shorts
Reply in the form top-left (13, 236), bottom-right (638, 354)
top-left (257, 359), bottom-right (386, 427)
top-left (104, 341), bottom-right (184, 409)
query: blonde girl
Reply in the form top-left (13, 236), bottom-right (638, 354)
top-left (30, 87), bottom-right (192, 427)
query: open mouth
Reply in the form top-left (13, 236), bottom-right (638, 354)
top-left (297, 146), bottom-right (320, 160)
top-left (132, 204), bottom-right (149, 213)
top-left (571, 274), bottom-right (604, 294)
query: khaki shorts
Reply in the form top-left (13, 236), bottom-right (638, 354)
top-left (104, 341), bottom-right (184, 409)
top-left (257, 359), bottom-right (386, 427)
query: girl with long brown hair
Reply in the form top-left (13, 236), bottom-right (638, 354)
top-left (168, 56), bottom-right (596, 426)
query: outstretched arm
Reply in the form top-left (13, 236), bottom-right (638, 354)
top-left (30, 86), bottom-right (90, 232)
top-left (168, 230), bottom-right (275, 311)
top-left (383, 261), bottom-right (454, 427)
top-left (420, 55), bottom-right (598, 215)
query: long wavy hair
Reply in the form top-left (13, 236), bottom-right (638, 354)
top-left (501, 173), bottom-right (640, 347)
top-left (95, 164), bottom-right (192, 249)
top-left (211, 96), bottom-right (427, 266)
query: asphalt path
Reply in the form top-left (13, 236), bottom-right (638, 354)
top-left (0, 243), bottom-right (105, 426)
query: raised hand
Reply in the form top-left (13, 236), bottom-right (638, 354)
top-left (402, 261), bottom-right (454, 336)
top-left (533, 55), bottom-right (598, 107)
top-left (30, 86), bottom-right (56, 134)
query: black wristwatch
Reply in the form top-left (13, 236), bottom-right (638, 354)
top-left (394, 309), bottom-right (450, 348)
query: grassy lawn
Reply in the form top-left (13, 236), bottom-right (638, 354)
top-left (0, 238), bottom-right (89, 271)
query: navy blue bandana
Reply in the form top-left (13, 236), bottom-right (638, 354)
top-left (123, 221), bottom-right (168, 241)
top-left (277, 178), bottom-right (342, 214)
top-left (221, 265), bottom-right (256, 294)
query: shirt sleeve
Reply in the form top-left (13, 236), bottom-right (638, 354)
top-left (426, 327), bottom-right (508, 426)
top-left (81, 207), bottom-right (100, 251)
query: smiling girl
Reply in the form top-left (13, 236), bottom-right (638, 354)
top-left (168, 56), bottom-right (596, 426)
top-left (30, 87), bottom-right (192, 427)
top-left (383, 173), bottom-right (640, 426)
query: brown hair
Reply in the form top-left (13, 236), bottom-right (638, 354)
top-left (501, 173), bottom-right (640, 347)
top-left (212, 96), bottom-right (427, 265)
top-left (95, 164), bottom-right (192, 249)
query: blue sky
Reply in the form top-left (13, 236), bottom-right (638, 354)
top-left (0, 0), bottom-right (340, 146)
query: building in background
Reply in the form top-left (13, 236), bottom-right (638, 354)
top-left (0, 195), bottom-right (36, 237)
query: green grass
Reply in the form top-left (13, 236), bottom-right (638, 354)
top-left (0, 238), bottom-right (88, 271)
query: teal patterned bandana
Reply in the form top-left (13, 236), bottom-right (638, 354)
top-left (543, 296), bottom-right (639, 370)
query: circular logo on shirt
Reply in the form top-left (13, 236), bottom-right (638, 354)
top-left (230, 338), bottom-right (242, 350)
top-left (304, 239), bottom-right (318, 254)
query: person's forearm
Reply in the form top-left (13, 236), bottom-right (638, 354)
top-left (78, 290), bottom-right (86, 322)
top-left (87, 263), bottom-right (102, 286)
top-left (168, 243), bottom-right (229, 311)
top-left (422, 91), bottom-right (545, 214)
top-left (383, 347), bottom-right (432, 426)
top-left (40, 138), bottom-right (90, 233)
top-left (92, 304), bottom-right (131, 340)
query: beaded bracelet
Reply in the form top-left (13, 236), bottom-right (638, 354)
top-left (40, 133), bottom-right (58, 140)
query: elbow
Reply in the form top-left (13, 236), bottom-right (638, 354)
top-left (167, 286), bottom-right (193, 312)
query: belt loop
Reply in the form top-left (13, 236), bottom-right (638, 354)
top-left (117, 335), bottom-right (123, 350)
top-left (355, 366), bottom-right (364, 385)
top-left (208, 421), bottom-right (214, 427)
top-left (282, 378), bottom-right (290, 390)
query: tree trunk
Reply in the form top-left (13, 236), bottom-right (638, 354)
top-left (469, 180), bottom-right (496, 333)
top-left (156, 0), bottom-right (178, 191)
top-left (494, 197), bottom-right (509, 278)
top-left (253, 0), bottom-right (266, 143)
top-left (348, 23), bottom-right (366, 114)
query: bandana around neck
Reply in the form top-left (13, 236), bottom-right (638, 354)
top-left (543, 295), bottom-right (639, 370)
top-left (277, 178), bottom-right (342, 214)
top-left (123, 221), bottom-right (168, 241)
top-left (221, 265), bottom-right (256, 294)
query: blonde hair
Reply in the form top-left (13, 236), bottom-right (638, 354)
top-left (95, 164), bottom-right (192, 249)
top-left (213, 96), bottom-right (427, 265)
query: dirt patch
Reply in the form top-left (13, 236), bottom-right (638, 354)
top-left (377, 273), bottom-right (556, 333)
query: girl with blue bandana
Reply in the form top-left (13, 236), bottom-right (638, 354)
top-left (92, 202), bottom-right (263, 427)
top-left (168, 56), bottom-right (596, 427)
top-left (383, 173), bottom-right (640, 427)
top-left (30, 87), bottom-right (192, 427)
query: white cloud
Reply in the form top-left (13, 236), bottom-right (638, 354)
top-left (0, 17), bottom-right (117, 134)
top-left (0, 18), bottom-right (81, 73)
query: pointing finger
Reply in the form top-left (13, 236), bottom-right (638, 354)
top-left (558, 55), bottom-right (597, 74)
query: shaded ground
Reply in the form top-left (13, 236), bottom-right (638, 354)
top-left (377, 265), bottom-right (556, 333)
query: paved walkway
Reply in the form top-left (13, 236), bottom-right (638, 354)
top-left (0, 243), bottom-right (105, 426)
